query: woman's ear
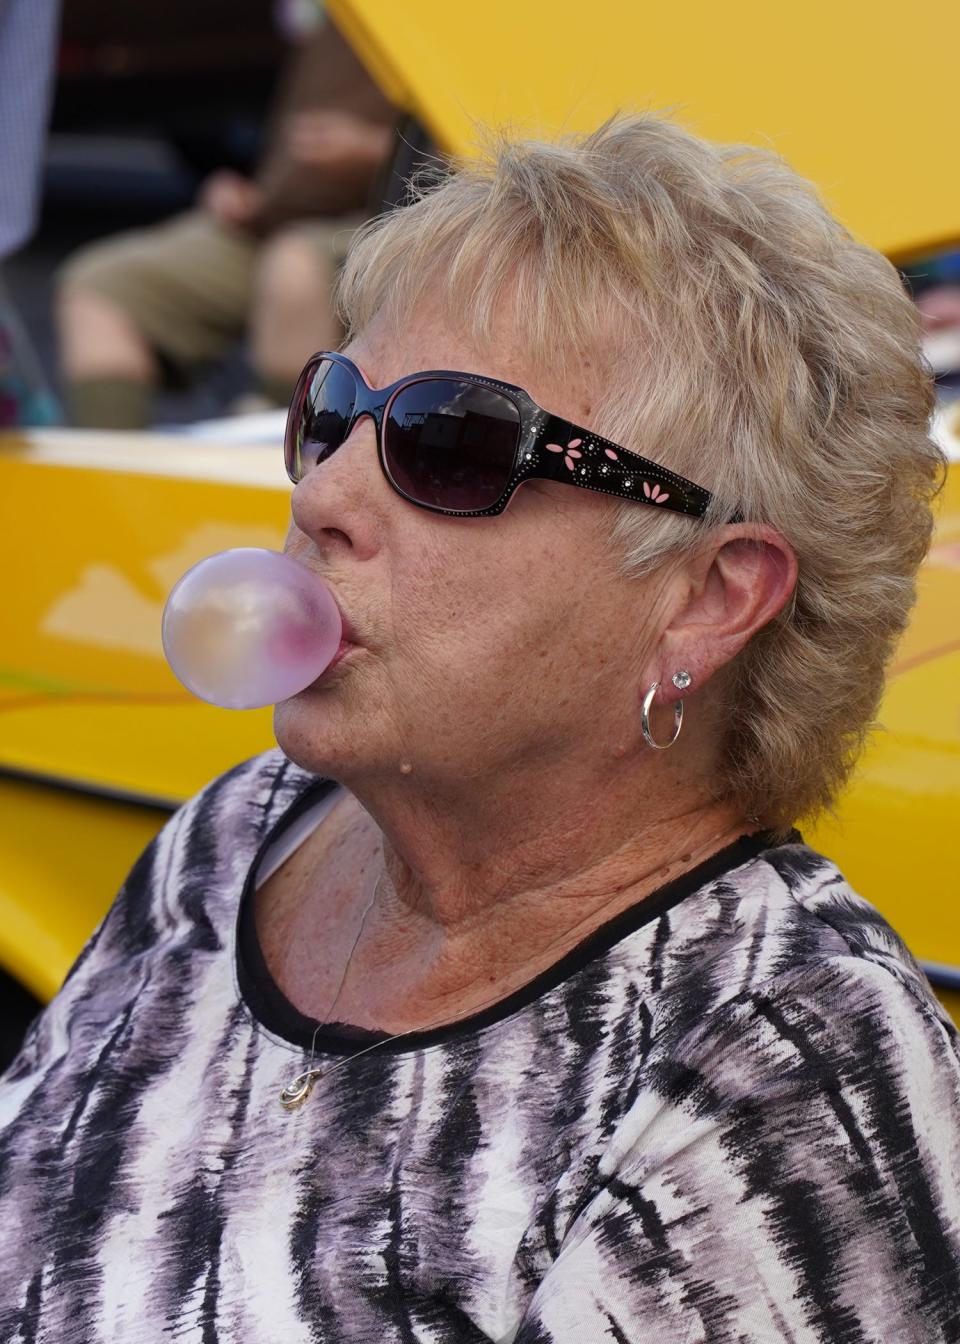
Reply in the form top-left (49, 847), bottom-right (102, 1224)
top-left (652, 525), bottom-right (798, 694)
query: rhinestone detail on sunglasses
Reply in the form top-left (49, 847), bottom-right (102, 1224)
top-left (286, 352), bottom-right (734, 522)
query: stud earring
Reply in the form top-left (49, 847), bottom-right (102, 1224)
top-left (672, 669), bottom-right (692, 691)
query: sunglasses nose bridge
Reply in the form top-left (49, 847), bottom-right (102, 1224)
top-left (297, 405), bottom-right (379, 483)
top-left (348, 374), bottom-right (386, 427)
top-left (289, 406), bottom-right (387, 541)
top-left (347, 403), bottom-right (386, 467)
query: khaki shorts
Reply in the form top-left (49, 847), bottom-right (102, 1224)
top-left (59, 210), bottom-right (364, 373)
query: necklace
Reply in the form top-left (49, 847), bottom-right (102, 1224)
top-left (278, 821), bottom-right (743, 1110)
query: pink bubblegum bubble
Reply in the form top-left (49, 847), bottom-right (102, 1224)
top-left (162, 548), bottom-right (343, 710)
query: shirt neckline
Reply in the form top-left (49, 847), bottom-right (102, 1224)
top-left (235, 776), bottom-right (800, 1055)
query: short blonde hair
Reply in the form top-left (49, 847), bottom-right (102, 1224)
top-left (337, 114), bottom-right (946, 833)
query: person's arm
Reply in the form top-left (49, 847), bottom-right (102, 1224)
top-left (514, 959), bottom-right (960, 1342)
top-left (196, 169), bottom-right (264, 230)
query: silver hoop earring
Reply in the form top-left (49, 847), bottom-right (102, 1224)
top-left (641, 681), bottom-right (683, 750)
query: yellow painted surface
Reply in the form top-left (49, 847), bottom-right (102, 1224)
top-left (331, 0), bottom-right (960, 257)
top-left (804, 653), bottom-right (960, 966)
top-left (0, 430), bottom-right (291, 999)
top-left (804, 460), bottom-right (960, 1010)
top-left (0, 432), bottom-right (288, 802)
top-left (0, 774), bottom-right (170, 1003)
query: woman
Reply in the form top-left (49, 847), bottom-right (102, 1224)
top-left (1, 115), bottom-right (958, 1342)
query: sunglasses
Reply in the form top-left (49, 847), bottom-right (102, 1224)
top-left (285, 351), bottom-right (728, 521)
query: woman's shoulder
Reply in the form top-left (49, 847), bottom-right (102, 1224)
top-left (140, 746), bottom-right (335, 922)
top-left (0, 750), bottom-right (334, 1092)
top-left (165, 746), bottom-right (335, 865)
top-left (178, 746), bottom-right (328, 836)
top-left (637, 831), bottom-right (957, 1059)
top-left (618, 837), bottom-right (959, 1171)
top-left (750, 834), bottom-right (941, 1005)
top-left (66, 749), bottom-right (331, 982)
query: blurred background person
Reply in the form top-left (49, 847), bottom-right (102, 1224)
top-left (55, 14), bottom-right (395, 429)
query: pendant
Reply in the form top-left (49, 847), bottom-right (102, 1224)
top-left (279, 1069), bottom-right (322, 1111)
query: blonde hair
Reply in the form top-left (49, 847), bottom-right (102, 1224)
top-left (337, 114), bottom-right (946, 833)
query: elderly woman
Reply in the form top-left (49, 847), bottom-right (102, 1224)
top-left (1, 115), bottom-right (958, 1342)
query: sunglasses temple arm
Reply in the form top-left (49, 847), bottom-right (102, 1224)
top-left (527, 418), bottom-right (719, 519)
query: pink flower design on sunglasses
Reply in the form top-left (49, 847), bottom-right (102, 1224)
top-left (545, 438), bottom-right (583, 472)
top-left (643, 481), bottom-right (670, 504)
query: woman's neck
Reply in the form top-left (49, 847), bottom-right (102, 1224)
top-left (311, 766), bottom-right (748, 1033)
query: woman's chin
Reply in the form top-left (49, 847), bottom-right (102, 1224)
top-left (272, 699), bottom-right (354, 775)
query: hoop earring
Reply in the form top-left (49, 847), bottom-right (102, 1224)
top-left (641, 681), bottom-right (683, 750)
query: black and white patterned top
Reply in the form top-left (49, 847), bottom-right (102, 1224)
top-left (1, 748), bottom-right (959, 1343)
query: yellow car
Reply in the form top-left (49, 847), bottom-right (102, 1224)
top-left (2, 0), bottom-right (959, 1050)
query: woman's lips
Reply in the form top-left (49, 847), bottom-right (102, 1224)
top-left (328, 638), bottom-right (357, 668)
top-left (333, 602), bottom-right (364, 648)
top-left (337, 616), bottom-right (360, 645)
top-left (297, 641), bottom-right (358, 694)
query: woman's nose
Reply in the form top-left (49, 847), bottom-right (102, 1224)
top-left (288, 416), bottom-right (384, 557)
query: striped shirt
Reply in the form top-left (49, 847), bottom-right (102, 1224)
top-left (1, 748), bottom-right (959, 1342)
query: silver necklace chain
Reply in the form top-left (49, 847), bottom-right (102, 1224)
top-left (279, 869), bottom-right (408, 1111)
top-left (278, 823), bottom-right (740, 1110)
top-left (319, 872), bottom-right (386, 1025)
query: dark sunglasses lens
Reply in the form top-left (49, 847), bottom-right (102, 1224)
top-left (384, 380), bottom-right (521, 512)
top-left (285, 358), bottom-right (356, 482)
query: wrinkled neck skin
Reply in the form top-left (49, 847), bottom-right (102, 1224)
top-left (310, 711), bottom-right (747, 1032)
top-left (376, 744), bottom-right (736, 928)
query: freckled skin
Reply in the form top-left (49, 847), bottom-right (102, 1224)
top-left (268, 300), bottom-right (797, 1031)
top-left (276, 307), bottom-right (653, 800)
